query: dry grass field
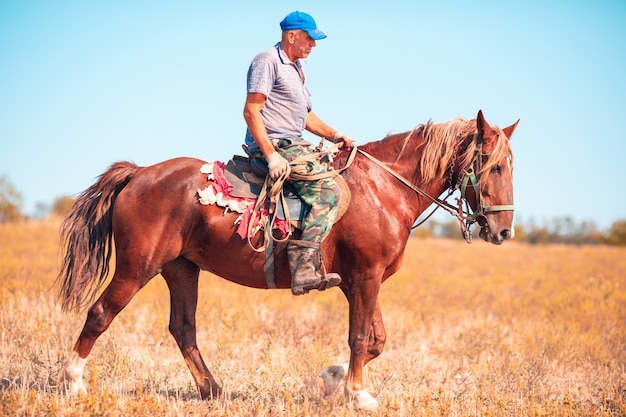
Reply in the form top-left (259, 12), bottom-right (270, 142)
top-left (1, 220), bottom-right (625, 416)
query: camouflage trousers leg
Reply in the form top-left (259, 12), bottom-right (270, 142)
top-left (278, 143), bottom-right (342, 243)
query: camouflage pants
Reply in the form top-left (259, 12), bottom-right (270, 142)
top-left (252, 139), bottom-right (342, 243)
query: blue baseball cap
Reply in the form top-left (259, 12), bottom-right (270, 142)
top-left (279, 11), bottom-right (327, 40)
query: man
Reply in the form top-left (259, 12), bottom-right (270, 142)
top-left (243, 11), bottom-right (354, 296)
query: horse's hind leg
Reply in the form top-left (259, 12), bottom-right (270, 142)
top-left (59, 272), bottom-right (147, 394)
top-left (162, 258), bottom-right (221, 399)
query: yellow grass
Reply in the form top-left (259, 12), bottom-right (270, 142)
top-left (0, 220), bottom-right (624, 416)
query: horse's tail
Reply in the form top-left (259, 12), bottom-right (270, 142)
top-left (56, 161), bottom-right (139, 313)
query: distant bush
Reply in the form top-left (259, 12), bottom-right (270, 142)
top-left (51, 195), bottom-right (75, 217)
top-left (0, 176), bottom-right (23, 223)
top-left (606, 220), bottom-right (626, 246)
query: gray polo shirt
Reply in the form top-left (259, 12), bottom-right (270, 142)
top-left (244, 43), bottom-right (312, 149)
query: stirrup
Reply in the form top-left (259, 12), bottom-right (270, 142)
top-left (317, 272), bottom-right (341, 291)
top-left (318, 261), bottom-right (341, 291)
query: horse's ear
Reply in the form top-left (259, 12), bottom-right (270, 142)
top-left (502, 119), bottom-right (520, 140)
top-left (476, 110), bottom-right (489, 135)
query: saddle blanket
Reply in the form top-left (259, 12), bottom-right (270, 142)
top-left (196, 161), bottom-right (290, 239)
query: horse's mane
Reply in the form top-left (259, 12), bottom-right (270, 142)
top-left (417, 118), bottom-right (512, 187)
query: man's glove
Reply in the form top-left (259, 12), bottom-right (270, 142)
top-left (333, 131), bottom-right (356, 151)
top-left (266, 152), bottom-right (291, 180)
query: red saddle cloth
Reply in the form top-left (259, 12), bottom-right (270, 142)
top-left (197, 161), bottom-right (290, 239)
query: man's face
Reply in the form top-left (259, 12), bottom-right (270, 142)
top-left (291, 30), bottom-right (317, 59)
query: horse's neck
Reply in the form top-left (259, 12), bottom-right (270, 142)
top-left (359, 131), bottom-right (449, 218)
top-left (363, 130), bottom-right (448, 189)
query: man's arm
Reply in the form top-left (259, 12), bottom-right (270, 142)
top-left (243, 92), bottom-right (275, 157)
top-left (304, 111), bottom-right (338, 140)
top-left (243, 92), bottom-right (290, 179)
top-left (305, 111), bottom-right (355, 149)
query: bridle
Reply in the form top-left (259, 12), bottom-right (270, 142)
top-left (357, 132), bottom-right (514, 243)
top-left (454, 133), bottom-right (515, 241)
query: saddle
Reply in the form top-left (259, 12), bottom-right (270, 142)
top-left (223, 154), bottom-right (351, 230)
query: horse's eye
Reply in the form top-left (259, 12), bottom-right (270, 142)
top-left (492, 165), bottom-right (502, 174)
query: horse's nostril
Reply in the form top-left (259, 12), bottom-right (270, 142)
top-left (501, 229), bottom-right (512, 240)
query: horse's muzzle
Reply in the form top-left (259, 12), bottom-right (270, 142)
top-left (479, 225), bottom-right (513, 245)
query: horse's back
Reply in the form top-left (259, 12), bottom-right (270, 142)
top-left (118, 156), bottom-right (206, 200)
top-left (112, 157), bottom-right (209, 259)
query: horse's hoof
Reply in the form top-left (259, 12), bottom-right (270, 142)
top-left (350, 390), bottom-right (379, 411)
top-left (58, 352), bottom-right (87, 395)
top-left (58, 373), bottom-right (86, 396)
top-left (321, 364), bottom-right (348, 396)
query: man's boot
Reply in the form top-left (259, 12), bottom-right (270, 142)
top-left (287, 240), bottom-right (341, 295)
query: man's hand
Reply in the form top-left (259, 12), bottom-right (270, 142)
top-left (266, 152), bottom-right (291, 180)
top-left (333, 131), bottom-right (356, 151)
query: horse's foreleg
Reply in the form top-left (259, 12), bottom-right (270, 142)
top-left (343, 280), bottom-right (382, 410)
top-left (321, 302), bottom-right (386, 397)
top-left (58, 274), bottom-right (145, 394)
top-left (365, 302), bottom-right (386, 365)
top-left (162, 258), bottom-right (220, 400)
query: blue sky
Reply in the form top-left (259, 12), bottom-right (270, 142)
top-left (1, 1), bottom-right (625, 229)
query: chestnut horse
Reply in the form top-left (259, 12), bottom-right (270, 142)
top-left (56, 110), bottom-right (519, 410)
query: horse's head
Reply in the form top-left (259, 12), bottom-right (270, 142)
top-left (462, 110), bottom-right (519, 245)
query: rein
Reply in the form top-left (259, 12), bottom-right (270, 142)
top-left (356, 149), bottom-right (462, 221)
top-left (246, 142), bottom-right (357, 253)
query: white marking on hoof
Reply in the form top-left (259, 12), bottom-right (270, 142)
top-left (351, 390), bottom-right (379, 411)
top-left (58, 351), bottom-right (87, 395)
top-left (321, 363), bottom-right (348, 396)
